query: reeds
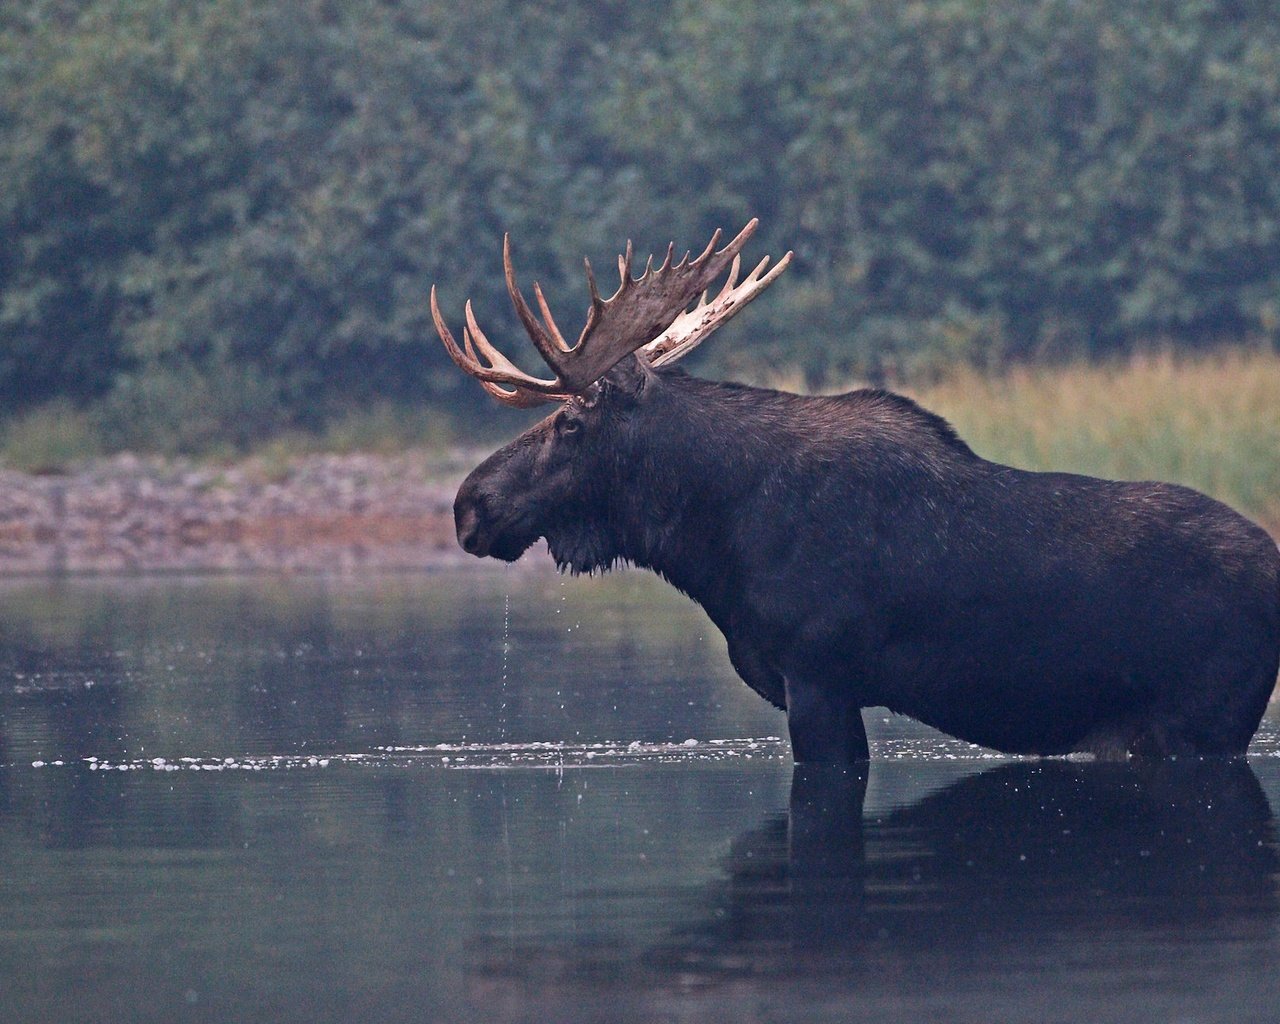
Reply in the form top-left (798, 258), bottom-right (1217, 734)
top-left (909, 348), bottom-right (1280, 533)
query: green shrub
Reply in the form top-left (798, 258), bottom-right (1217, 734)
top-left (94, 362), bottom-right (285, 457)
top-left (4, 0), bottom-right (1280, 418)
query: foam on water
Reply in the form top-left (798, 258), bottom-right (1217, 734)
top-left (13, 719), bottom-right (1280, 772)
top-left (11, 737), bottom-right (789, 772)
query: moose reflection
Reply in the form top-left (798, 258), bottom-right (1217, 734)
top-left (647, 760), bottom-right (1278, 980)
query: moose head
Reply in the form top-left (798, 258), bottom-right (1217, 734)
top-left (431, 220), bottom-right (792, 574)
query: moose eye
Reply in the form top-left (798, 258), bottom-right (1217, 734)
top-left (560, 418), bottom-right (582, 436)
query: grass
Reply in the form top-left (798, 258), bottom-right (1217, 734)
top-left (907, 348), bottom-right (1280, 533)
top-left (0, 401), bottom-right (104, 474)
top-left (0, 399), bottom-right (460, 475)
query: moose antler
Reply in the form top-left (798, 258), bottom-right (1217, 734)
top-left (432, 219), bottom-right (793, 407)
top-left (640, 249), bottom-right (793, 367)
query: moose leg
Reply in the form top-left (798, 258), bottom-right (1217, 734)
top-left (784, 675), bottom-right (869, 765)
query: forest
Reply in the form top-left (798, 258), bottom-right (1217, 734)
top-left (3, 0), bottom-right (1279, 453)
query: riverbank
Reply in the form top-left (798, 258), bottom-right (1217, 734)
top-left (2, 349), bottom-right (1277, 576)
top-left (0, 452), bottom-right (472, 575)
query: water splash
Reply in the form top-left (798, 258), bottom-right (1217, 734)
top-left (376, 737), bottom-right (789, 768)
top-left (500, 590), bottom-right (511, 743)
top-left (12, 738), bottom-right (789, 773)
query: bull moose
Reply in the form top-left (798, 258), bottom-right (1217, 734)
top-left (431, 220), bottom-right (1280, 764)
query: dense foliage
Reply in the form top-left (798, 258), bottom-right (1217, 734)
top-left (3, 0), bottom-right (1279, 449)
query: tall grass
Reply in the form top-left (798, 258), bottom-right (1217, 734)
top-left (908, 349), bottom-right (1280, 533)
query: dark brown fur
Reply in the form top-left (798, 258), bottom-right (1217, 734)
top-left (455, 357), bottom-right (1280, 763)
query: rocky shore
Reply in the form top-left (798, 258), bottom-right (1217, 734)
top-left (0, 453), bottom-right (477, 575)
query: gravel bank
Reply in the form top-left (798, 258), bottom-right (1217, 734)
top-left (0, 453), bottom-right (474, 575)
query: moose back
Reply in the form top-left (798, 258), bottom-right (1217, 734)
top-left (432, 221), bottom-right (1280, 764)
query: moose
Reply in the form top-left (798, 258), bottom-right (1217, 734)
top-left (432, 220), bottom-right (1280, 764)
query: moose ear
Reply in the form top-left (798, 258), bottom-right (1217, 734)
top-left (603, 353), bottom-right (655, 402)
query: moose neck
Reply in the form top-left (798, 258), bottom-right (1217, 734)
top-left (607, 372), bottom-right (776, 614)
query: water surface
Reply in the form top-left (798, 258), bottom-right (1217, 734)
top-left (1, 570), bottom-right (1278, 1023)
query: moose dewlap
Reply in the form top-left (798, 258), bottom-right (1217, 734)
top-left (432, 220), bottom-right (1280, 764)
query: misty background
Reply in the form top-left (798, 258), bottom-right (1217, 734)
top-left (3, 0), bottom-right (1278, 454)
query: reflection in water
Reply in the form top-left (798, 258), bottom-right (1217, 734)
top-left (673, 761), bottom-right (1277, 968)
top-left (1, 574), bottom-right (1280, 1024)
top-left (3, 757), bottom-right (1280, 1024)
top-left (461, 760), bottom-right (1280, 1024)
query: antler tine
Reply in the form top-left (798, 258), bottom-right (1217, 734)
top-left (687, 227), bottom-right (723, 269)
top-left (464, 302), bottom-right (537, 381)
top-left (617, 240), bottom-right (634, 293)
top-left (583, 256), bottom-right (606, 309)
top-left (531, 282), bottom-right (572, 355)
top-left (431, 286), bottom-right (484, 377)
top-left (720, 253), bottom-right (744, 292)
top-left (711, 218), bottom-right (758, 266)
top-left (503, 234), bottom-right (575, 377)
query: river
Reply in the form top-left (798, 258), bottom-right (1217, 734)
top-left (1, 569), bottom-right (1278, 1023)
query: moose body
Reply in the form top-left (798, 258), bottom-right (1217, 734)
top-left (435, 222), bottom-right (1280, 763)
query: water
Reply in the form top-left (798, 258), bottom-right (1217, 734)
top-left (1, 570), bottom-right (1279, 1023)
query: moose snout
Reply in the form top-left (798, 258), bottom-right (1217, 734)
top-left (453, 478), bottom-right (538, 563)
top-left (454, 475), bottom-right (509, 557)
top-left (456, 508), bottom-right (483, 555)
top-left (454, 493), bottom-right (486, 556)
